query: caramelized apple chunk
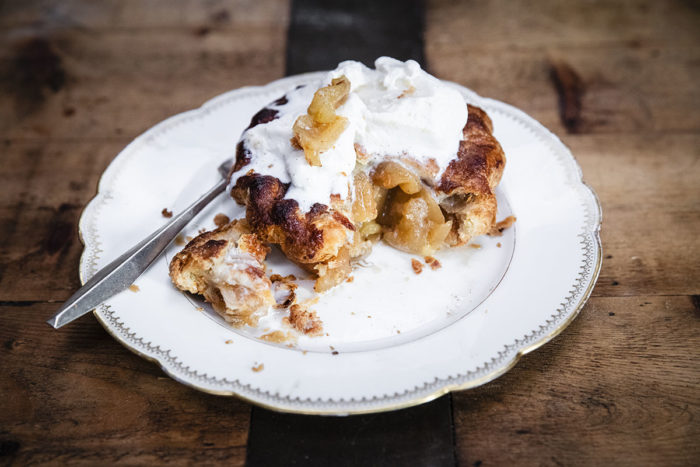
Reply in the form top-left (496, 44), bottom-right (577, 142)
top-left (308, 76), bottom-right (350, 123)
top-left (352, 171), bottom-right (388, 224)
top-left (372, 161), bottom-right (422, 195)
top-left (292, 76), bottom-right (351, 167)
top-left (373, 162), bottom-right (452, 255)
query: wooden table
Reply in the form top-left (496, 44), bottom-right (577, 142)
top-left (1, 0), bottom-right (698, 465)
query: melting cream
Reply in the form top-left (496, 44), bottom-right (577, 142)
top-left (230, 57), bottom-right (468, 212)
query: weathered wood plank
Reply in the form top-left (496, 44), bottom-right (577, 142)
top-left (568, 134), bottom-right (700, 297)
top-left (0, 141), bottom-right (127, 301)
top-left (453, 295), bottom-right (700, 466)
top-left (425, 0), bottom-right (700, 135)
top-left (0, 0), bottom-right (289, 30)
top-left (427, 0), bottom-right (700, 49)
top-left (0, 28), bottom-right (287, 141)
top-left (0, 301), bottom-right (250, 466)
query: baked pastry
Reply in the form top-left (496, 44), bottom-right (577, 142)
top-left (169, 220), bottom-right (273, 326)
top-left (171, 57), bottom-right (506, 326)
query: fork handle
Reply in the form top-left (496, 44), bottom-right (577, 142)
top-left (47, 178), bottom-right (228, 329)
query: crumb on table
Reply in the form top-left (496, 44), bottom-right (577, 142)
top-left (128, 284), bottom-right (140, 292)
top-left (469, 243), bottom-right (482, 249)
top-left (225, 339), bottom-right (233, 344)
top-left (497, 242), bottom-right (502, 248)
top-left (252, 363), bottom-right (264, 372)
top-left (161, 208), bottom-right (173, 218)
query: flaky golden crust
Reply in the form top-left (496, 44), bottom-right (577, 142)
top-left (436, 105), bottom-right (506, 245)
top-left (438, 105), bottom-right (505, 196)
top-left (231, 175), bottom-right (351, 266)
top-left (169, 220), bottom-right (274, 326)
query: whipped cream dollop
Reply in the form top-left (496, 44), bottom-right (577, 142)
top-left (231, 57), bottom-right (468, 212)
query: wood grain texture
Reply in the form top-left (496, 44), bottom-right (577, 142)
top-left (0, 0), bottom-right (698, 465)
top-left (0, 0), bottom-right (289, 142)
top-left (0, 302), bottom-right (251, 465)
top-left (424, 1), bottom-right (700, 465)
top-left (452, 296), bottom-right (700, 466)
top-left (425, 0), bottom-right (700, 136)
top-left (0, 1), bottom-right (288, 465)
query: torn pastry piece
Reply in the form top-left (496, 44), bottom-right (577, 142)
top-left (168, 220), bottom-right (274, 326)
top-left (228, 57), bottom-right (506, 292)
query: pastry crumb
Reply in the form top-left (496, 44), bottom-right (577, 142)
top-left (161, 208), bottom-right (173, 218)
top-left (398, 85), bottom-right (416, 99)
top-left (128, 284), bottom-right (140, 292)
top-left (272, 274), bottom-right (298, 309)
top-left (469, 243), bottom-right (482, 249)
top-left (225, 339), bottom-right (233, 344)
top-left (270, 274), bottom-right (297, 284)
top-left (289, 304), bottom-right (324, 336)
top-left (252, 363), bottom-right (264, 372)
top-left (332, 350), bottom-right (339, 355)
top-left (488, 215), bottom-right (516, 236)
top-left (260, 331), bottom-right (295, 343)
top-left (346, 275), bottom-right (354, 283)
top-left (411, 258), bottom-right (423, 274)
top-left (424, 256), bottom-right (442, 270)
top-left (497, 242), bottom-right (502, 248)
top-left (213, 213), bottom-right (230, 228)
top-left (196, 306), bottom-right (204, 311)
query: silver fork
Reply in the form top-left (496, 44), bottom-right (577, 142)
top-left (47, 159), bottom-right (234, 329)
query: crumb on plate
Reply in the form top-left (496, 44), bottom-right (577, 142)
top-left (488, 215), bottom-right (516, 236)
top-left (411, 258), bottom-right (423, 274)
top-left (161, 208), bottom-right (173, 218)
top-left (213, 213), bottom-right (230, 228)
top-left (289, 304), bottom-right (324, 336)
top-left (259, 330), bottom-right (295, 343)
top-left (424, 256), bottom-right (442, 270)
top-left (128, 284), bottom-right (140, 292)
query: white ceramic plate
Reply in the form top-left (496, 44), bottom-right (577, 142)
top-left (79, 73), bottom-right (601, 415)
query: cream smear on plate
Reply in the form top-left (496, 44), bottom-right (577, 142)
top-left (230, 56), bottom-right (468, 212)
